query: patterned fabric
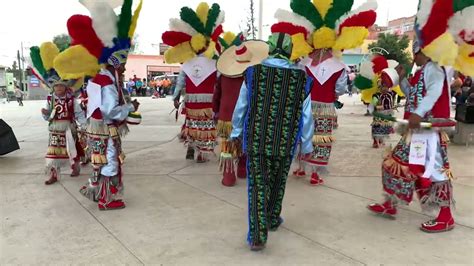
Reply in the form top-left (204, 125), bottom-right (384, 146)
top-left (382, 132), bottom-right (452, 204)
top-left (245, 64), bottom-right (308, 157)
top-left (305, 102), bottom-right (336, 166)
top-left (247, 155), bottom-right (292, 245)
top-left (372, 92), bottom-right (394, 140)
top-left (184, 113), bottom-right (217, 153)
top-left (46, 131), bottom-right (69, 161)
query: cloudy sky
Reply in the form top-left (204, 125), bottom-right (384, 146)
top-left (0, 0), bottom-right (418, 67)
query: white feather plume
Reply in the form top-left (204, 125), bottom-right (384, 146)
top-left (80, 0), bottom-right (124, 12)
top-left (448, 6), bottom-right (474, 43)
top-left (387, 60), bottom-right (399, 69)
top-left (213, 11), bottom-right (225, 32)
top-left (90, 1), bottom-right (118, 47)
top-left (359, 59), bottom-right (375, 80)
top-left (335, 0), bottom-right (378, 34)
top-left (169, 18), bottom-right (198, 36)
top-left (274, 9), bottom-right (315, 35)
top-left (416, 0), bottom-right (435, 30)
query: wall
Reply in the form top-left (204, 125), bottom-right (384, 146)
top-left (124, 54), bottom-right (180, 80)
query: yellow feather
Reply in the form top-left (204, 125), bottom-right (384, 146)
top-left (312, 0), bottom-right (333, 19)
top-left (291, 33), bottom-right (314, 60)
top-left (128, 0), bottom-right (143, 38)
top-left (333, 27), bottom-right (369, 51)
top-left (196, 2), bottom-right (210, 26)
top-left (53, 45), bottom-right (100, 80)
top-left (313, 27), bottom-right (336, 49)
top-left (223, 32), bottom-right (236, 46)
top-left (423, 32), bottom-right (458, 67)
top-left (164, 42), bottom-right (196, 64)
top-left (40, 42), bottom-right (60, 71)
top-left (203, 41), bottom-right (216, 59)
top-left (392, 85), bottom-right (405, 97)
top-left (454, 43), bottom-right (474, 76)
top-left (191, 33), bottom-right (207, 52)
top-left (360, 81), bottom-right (378, 104)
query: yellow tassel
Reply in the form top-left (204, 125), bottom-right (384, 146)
top-left (128, 0), bottom-right (143, 38)
top-left (333, 27), bottom-right (369, 51)
top-left (40, 42), bottom-right (60, 71)
top-left (185, 128), bottom-right (217, 139)
top-left (422, 32), bottom-right (458, 67)
top-left (196, 2), bottom-right (210, 25)
top-left (109, 126), bottom-right (119, 138)
top-left (191, 34), bottom-right (207, 53)
top-left (91, 154), bottom-right (107, 165)
top-left (312, 135), bottom-right (335, 144)
top-left (216, 120), bottom-right (233, 138)
top-left (186, 108), bottom-right (214, 118)
top-left (291, 33), bottom-right (314, 60)
top-left (312, 0), bottom-right (333, 19)
top-left (313, 27), bottom-right (336, 49)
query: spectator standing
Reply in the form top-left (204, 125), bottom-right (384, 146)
top-left (14, 85), bottom-right (24, 106)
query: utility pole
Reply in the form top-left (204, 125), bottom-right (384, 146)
top-left (17, 50), bottom-right (23, 91)
top-left (258, 0), bottom-right (263, 40)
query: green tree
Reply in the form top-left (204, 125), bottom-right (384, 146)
top-left (368, 33), bottom-right (412, 72)
top-left (53, 34), bottom-right (71, 52)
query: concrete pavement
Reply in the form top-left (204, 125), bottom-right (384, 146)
top-left (1, 95), bottom-right (473, 265)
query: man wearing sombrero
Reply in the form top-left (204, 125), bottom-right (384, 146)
top-left (220, 25), bottom-right (314, 250)
top-left (368, 0), bottom-right (474, 233)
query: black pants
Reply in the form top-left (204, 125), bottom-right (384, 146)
top-left (16, 97), bottom-right (23, 106)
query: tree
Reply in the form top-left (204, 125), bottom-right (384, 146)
top-left (53, 34), bottom-right (71, 52)
top-left (7, 61), bottom-right (21, 81)
top-left (247, 0), bottom-right (257, 39)
top-left (368, 33), bottom-right (412, 72)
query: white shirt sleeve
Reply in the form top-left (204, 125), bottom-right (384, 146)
top-left (335, 70), bottom-right (348, 96)
top-left (173, 70), bottom-right (186, 99)
top-left (230, 82), bottom-right (249, 139)
top-left (414, 62), bottom-right (445, 118)
top-left (101, 84), bottom-right (134, 122)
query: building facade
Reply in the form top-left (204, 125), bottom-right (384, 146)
top-left (124, 54), bottom-right (181, 81)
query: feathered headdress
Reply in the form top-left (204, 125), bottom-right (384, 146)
top-left (162, 2), bottom-right (225, 64)
top-left (217, 32), bottom-right (244, 54)
top-left (415, 0), bottom-right (474, 76)
top-left (276, 0), bottom-right (377, 53)
top-left (54, 0), bottom-right (143, 80)
top-left (355, 55), bottom-right (401, 103)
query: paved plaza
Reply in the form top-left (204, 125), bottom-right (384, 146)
top-left (1, 96), bottom-right (473, 265)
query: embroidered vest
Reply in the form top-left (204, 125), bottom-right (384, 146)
top-left (306, 69), bottom-right (343, 103)
top-left (185, 73), bottom-right (217, 110)
top-left (245, 64), bottom-right (309, 157)
top-left (48, 95), bottom-right (75, 122)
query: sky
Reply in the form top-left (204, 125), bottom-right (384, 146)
top-left (0, 0), bottom-right (419, 67)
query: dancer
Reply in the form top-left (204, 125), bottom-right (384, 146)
top-left (368, 0), bottom-right (474, 232)
top-left (163, 2), bottom-right (225, 163)
top-left (29, 42), bottom-right (86, 185)
top-left (281, 0), bottom-right (378, 185)
top-left (214, 32), bottom-right (267, 186)
top-left (224, 20), bottom-right (315, 249)
top-left (54, 0), bottom-right (143, 210)
top-left (355, 56), bottom-right (400, 148)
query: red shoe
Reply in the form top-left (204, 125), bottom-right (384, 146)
top-left (367, 201), bottom-right (397, 219)
top-left (196, 154), bottom-right (208, 163)
top-left (293, 170), bottom-right (306, 177)
top-left (70, 162), bottom-right (80, 177)
top-left (310, 172), bottom-right (324, 186)
top-left (98, 200), bottom-right (126, 211)
top-left (237, 159), bottom-right (247, 179)
top-left (45, 169), bottom-right (58, 185)
top-left (221, 170), bottom-right (236, 187)
top-left (420, 207), bottom-right (455, 233)
top-left (372, 139), bottom-right (379, 149)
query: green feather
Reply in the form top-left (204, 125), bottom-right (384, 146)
top-left (117, 0), bottom-right (133, 38)
top-left (180, 7), bottom-right (206, 34)
top-left (290, 0), bottom-right (324, 29)
top-left (453, 0), bottom-right (474, 13)
top-left (205, 3), bottom-right (221, 35)
top-left (354, 75), bottom-right (373, 90)
top-left (218, 37), bottom-right (230, 50)
top-left (324, 0), bottom-right (354, 29)
top-left (29, 46), bottom-right (46, 78)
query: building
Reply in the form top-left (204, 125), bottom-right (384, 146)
top-left (386, 15), bottom-right (416, 40)
top-left (124, 54), bottom-right (181, 81)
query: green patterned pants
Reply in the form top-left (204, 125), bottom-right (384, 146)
top-left (247, 155), bottom-right (292, 245)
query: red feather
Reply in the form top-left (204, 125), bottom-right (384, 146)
top-left (271, 22), bottom-right (308, 38)
top-left (420, 0), bottom-right (454, 47)
top-left (161, 31), bottom-right (192, 47)
top-left (372, 56), bottom-right (388, 74)
top-left (211, 25), bottom-right (224, 42)
top-left (67, 15), bottom-right (103, 59)
top-left (338, 10), bottom-right (377, 32)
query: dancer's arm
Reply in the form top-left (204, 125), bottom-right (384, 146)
top-left (230, 82), bottom-right (249, 139)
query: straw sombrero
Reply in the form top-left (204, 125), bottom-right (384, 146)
top-left (217, 40), bottom-right (269, 78)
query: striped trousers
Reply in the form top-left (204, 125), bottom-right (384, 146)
top-left (247, 155), bottom-right (292, 245)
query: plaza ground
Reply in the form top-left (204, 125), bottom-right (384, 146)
top-left (1, 95), bottom-right (473, 265)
